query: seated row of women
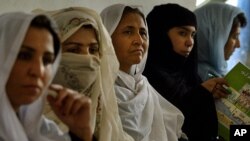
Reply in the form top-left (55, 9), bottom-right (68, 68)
top-left (0, 2), bottom-right (246, 141)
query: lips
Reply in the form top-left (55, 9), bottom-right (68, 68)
top-left (131, 48), bottom-right (144, 54)
top-left (23, 85), bottom-right (42, 94)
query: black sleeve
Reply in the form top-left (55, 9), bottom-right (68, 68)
top-left (69, 131), bottom-right (97, 141)
top-left (69, 131), bottom-right (82, 141)
top-left (178, 137), bottom-right (189, 141)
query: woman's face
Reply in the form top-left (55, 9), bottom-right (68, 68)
top-left (224, 24), bottom-right (241, 60)
top-left (62, 27), bottom-right (100, 57)
top-left (111, 12), bottom-right (148, 73)
top-left (168, 26), bottom-right (196, 57)
top-left (6, 26), bottom-right (55, 111)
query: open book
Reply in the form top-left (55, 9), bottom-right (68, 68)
top-left (216, 62), bottom-right (250, 141)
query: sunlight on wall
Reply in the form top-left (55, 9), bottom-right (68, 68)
top-left (196, 0), bottom-right (206, 6)
top-left (226, 0), bottom-right (238, 6)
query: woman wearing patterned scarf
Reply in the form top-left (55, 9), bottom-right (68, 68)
top-left (34, 7), bottom-right (133, 141)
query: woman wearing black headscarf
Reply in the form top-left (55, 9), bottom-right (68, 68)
top-left (144, 3), bottom-right (230, 141)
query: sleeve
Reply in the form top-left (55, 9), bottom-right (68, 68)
top-left (69, 131), bottom-right (97, 141)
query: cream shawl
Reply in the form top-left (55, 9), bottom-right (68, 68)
top-left (34, 7), bottom-right (134, 141)
top-left (0, 12), bottom-right (68, 141)
top-left (101, 4), bottom-right (186, 141)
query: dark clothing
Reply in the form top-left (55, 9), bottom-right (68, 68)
top-left (145, 4), bottom-right (219, 141)
top-left (69, 131), bottom-right (97, 141)
top-left (144, 65), bottom-right (218, 141)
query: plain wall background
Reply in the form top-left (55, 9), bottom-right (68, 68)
top-left (0, 0), bottom-right (196, 16)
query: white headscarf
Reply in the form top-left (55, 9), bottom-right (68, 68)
top-left (195, 2), bottom-right (243, 81)
top-left (101, 4), bottom-right (186, 141)
top-left (34, 7), bottom-right (134, 141)
top-left (0, 12), bottom-right (68, 141)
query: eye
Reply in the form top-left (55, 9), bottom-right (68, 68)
top-left (123, 29), bottom-right (133, 35)
top-left (140, 30), bottom-right (148, 39)
top-left (124, 31), bottom-right (132, 34)
top-left (43, 54), bottom-right (55, 66)
top-left (65, 47), bottom-right (81, 54)
top-left (179, 31), bottom-right (187, 36)
top-left (191, 32), bottom-right (196, 38)
top-left (232, 34), bottom-right (239, 40)
top-left (89, 44), bottom-right (99, 55)
top-left (17, 51), bottom-right (32, 60)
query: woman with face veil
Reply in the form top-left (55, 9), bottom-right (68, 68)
top-left (34, 7), bottom-right (133, 141)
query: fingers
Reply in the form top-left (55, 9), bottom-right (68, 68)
top-left (71, 97), bottom-right (91, 115)
top-left (47, 84), bottom-right (91, 116)
top-left (212, 83), bottom-right (231, 99)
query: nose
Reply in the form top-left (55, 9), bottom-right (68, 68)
top-left (133, 32), bottom-right (143, 45)
top-left (186, 36), bottom-right (194, 47)
top-left (80, 47), bottom-right (89, 55)
top-left (29, 58), bottom-right (45, 78)
top-left (236, 39), bottom-right (240, 48)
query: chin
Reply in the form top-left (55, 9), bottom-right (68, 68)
top-left (135, 58), bottom-right (143, 64)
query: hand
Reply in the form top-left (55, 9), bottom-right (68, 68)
top-left (201, 78), bottom-right (231, 99)
top-left (47, 84), bottom-right (92, 141)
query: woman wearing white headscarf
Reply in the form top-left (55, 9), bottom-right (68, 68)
top-left (195, 2), bottom-right (247, 81)
top-left (0, 12), bottom-right (92, 141)
top-left (101, 4), bottom-right (187, 141)
top-left (34, 7), bottom-right (133, 141)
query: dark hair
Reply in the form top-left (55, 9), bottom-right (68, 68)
top-left (233, 13), bottom-right (247, 28)
top-left (122, 6), bottom-right (147, 26)
top-left (230, 13), bottom-right (247, 35)
top-left (30, 15), bottom-right (60, 56)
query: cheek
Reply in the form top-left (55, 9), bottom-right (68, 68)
top-left (143, 40), bottom-right (149, 50)
top-left (114, 46), bottom-right (125, 60)
top-left (44, 67), bottom-right (53, 85)
top-left (226, 40), bottom-right (235, 50)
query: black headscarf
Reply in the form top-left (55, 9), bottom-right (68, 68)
top-left (144, 4), bottom-right (219, 141)
top-left (144, 3), bottom-right (199, 102)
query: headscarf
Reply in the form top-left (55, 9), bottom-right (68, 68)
top-left (101, 4), bottom-right (186, 141)
top-left (144, 4), bottom-right (219, 141)
top-left (144, 3), bottom-right (199, 106)
top-left (34, 7), bottom-right (133, 141)
top-left (194, 2), bottom-right (243, 81)
top-left (0, 12), bottom-right (66, 141)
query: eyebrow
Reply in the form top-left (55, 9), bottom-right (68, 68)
top-left (20, 45), bottom-right (35, 52)
top-left (63, 42), bottom-right (83, 46)
top-left (124, 26), bottom-right (147, 34)
top-left (63, 42), bottom-right (99, 48)
top-left (178, 27), bottom-right (196, 33)
top-left (21, 45), bottom-right (54, 55)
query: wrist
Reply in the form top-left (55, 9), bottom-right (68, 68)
top-left (70, 126), bottom-right (92, 141)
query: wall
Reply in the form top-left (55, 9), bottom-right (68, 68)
top-left (0, 0), bottom-right (196, 16)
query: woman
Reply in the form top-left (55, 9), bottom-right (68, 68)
top-left (35, 7), bottom-right (133, 141)
top-left (101, 4), bottom-right (187, 141)
top-left (195, 2), bottom-right (247, 81)
top-left (144, 3), bottom-right (231, 141)
top-left (0, 12), bottom-right (92, 141)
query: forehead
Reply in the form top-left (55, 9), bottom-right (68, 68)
top-left (22, 26), bottom-right (54, 52)
top-left (119, 12), bottom-right (146, 28)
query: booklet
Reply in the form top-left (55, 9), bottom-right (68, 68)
top-left (216, 62), bottom-right (250, 141)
